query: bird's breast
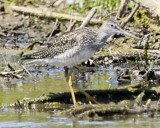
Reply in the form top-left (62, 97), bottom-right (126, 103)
top-left (44, 46), bottom-right (96, 67)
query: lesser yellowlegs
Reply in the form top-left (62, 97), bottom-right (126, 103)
top-left (22, 19), bottom-right (140, 104)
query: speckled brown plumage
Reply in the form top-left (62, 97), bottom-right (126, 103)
top-left (22, 27), bottom-right (97, 59)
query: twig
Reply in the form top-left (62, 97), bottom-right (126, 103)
top-left (46, 19), bottom-right (59, 44)
top-left (0, 69), bottom-right (23, 75)
top-left (79, 7), bottom-right (98, 28)
top-left (137, 51), bottom-right (145, 66)
top-left (7, 63), bottom-right (15, 71)
top-left (145, 99), bottom-right (151, 107)
top-left (0, 31), bottom-right (7, 37)
top-left (156, 99), bottom-right (160, 111)
top-left (12, 74), bottom-right (23, 79)
top-left (53, 0), bottom-right (64, 6)
top-left (16, 99), bottom-right (23, 109)
top-left (66, 9), bottom-right (77, 32)
top-left (21, 65), bottom-right (33, 78)
top-left (121, 3), bottom-right (140, 28)
top-left (1, 53), bottom-right (7, 65)
top-left (66, 20), bottom-right (77, 32)
top-left (134, 91), bottom-right (145, 107)
top-left (0, 70), bottom-right (24, 79)
top-left (116, 0), bottom-right (129, 19)
top-left (1, 53), bottom-right (15, 71)
top-left (143, 34), bottom-right (151, 68)
top-left (9, 5), bottom-right (101, 24)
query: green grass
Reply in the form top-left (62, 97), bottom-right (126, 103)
top-left (63, 0), bottom-right (122, 15)
top-left (4, 0), bottom-right (136, 18)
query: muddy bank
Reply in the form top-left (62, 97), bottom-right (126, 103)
top-left (12, 86), bottom-right (160, 120)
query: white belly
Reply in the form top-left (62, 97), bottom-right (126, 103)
top-left (47, 48), bottom-right (95, 67)
top-left (26, 47), bottom-right (96, 67)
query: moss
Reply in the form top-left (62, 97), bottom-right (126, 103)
top-left (134, 8), bottom-right (150, 24)
top-left (133, 8), bottom-right (159, 31)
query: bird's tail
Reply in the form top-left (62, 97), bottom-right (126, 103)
top-left (21, 49), bottom-right (47, 60)
top-left (25, 59), bottom-right (49, 66)
top-left (21, 54), bottom-right (35, 60)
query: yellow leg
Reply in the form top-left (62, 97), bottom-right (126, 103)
top-left (68, 75), bottom-right (77, 104)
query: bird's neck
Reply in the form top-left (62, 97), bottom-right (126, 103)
top-left (95, 30), bottom-right (112, 48)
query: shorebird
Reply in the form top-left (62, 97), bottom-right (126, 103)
top-left (22, 19), bottom-right (140, 104)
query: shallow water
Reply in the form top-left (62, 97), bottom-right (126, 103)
top-left (0, 65), bottom-right (160, 128)
top-left (0, 108), bottom-right (160, 128)
top-left (0, 66), bottom-right (118, 105)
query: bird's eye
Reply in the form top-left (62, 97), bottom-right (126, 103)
top-left (110, 24), bottom-right (114, 27)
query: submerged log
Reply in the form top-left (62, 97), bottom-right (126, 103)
top-left (60, 103), bottom-right (160, 120)
top-left (13, 87), bottom-right (160, 119)
top-left (20, 88), bottom-right (159, 105)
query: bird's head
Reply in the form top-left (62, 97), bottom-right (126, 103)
top-left (100, 19), bottom-right (140, 40)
